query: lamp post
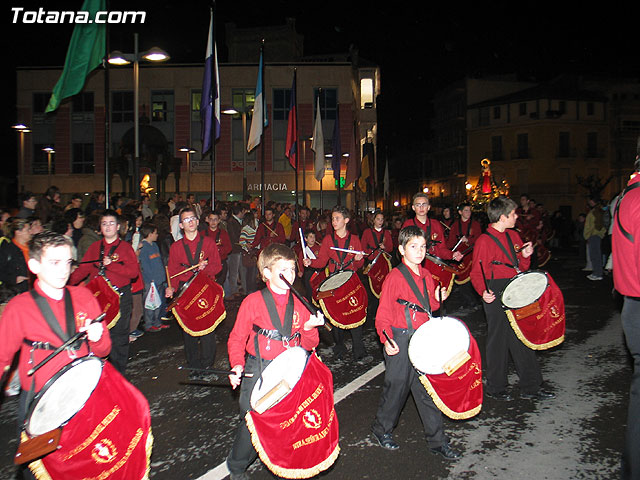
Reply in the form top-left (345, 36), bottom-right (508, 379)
top-left (223, 107), bottom-right (251, 201)
top-left (42, 147), bottom-right (55, 187)
top-left (12, 124), bottom-right (31, 192)
top-left (179, 147), bottom-right (196, 194)
top-left (108, 33), bottom-right (169, 197)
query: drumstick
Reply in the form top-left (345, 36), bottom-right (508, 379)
top-left (278, 274), bottom-right (332, 332)
top-left (165, 266), bottom-right (172, 290)
top-left (478, 260), bottom-right (492, 294)
top-left (27, 313), bottom-right (106, 376)
top-left (299, 228), bottom-right (307, 259)
top-left (178, 366), bottom-right (254, 377)
top-left (264, 222), bottom-right (278, 236)
top-left (330, 246), bottom-right (367, 256)
top-left (451, 237), bottom-right (464, 252)
top-left (439, 221), bottom-right (451, 231)
top-left (382, 329), bottom-right (398, 349)
top-left (170, 263), bottom-right (200, 279)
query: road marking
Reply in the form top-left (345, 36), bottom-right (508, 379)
top-left (195, 362), bottom-right (386, 480)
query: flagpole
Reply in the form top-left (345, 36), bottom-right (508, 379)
top-left (260, 40), bottom-right (265, 215)
top-left (210, 3), bottom-right (216, 210)
top-left (104, 1), bottom-right (111, 208)
top-left (293, 68), bottom-right (299, 215)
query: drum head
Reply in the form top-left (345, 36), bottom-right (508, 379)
top-left (318, 271), bottom-right (352, 292)
top-left (26, 357), bottom-right (103, 436)
top-left (408, 317), bottom-right (470, 375)
top-left (250, 347), bottom-right (309, 411)
top-left (501, 271), bottom-right (548, 309)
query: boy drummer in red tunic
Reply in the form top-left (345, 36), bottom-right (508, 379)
top-left (371, 225), bottom-right (461, 460)
top-left (226, 243), bottom-right (325, 479)
top-left (469, 196), bottom-right (554, 401)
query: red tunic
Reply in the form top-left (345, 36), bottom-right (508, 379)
top-left (202, 228), bottom-right (232, 261)
top-left (613, 174), bottom-right (640, 297)
top-left (0, 280), bottom-right (111, 392)
top-left (360, 227), bottom-right (393, 254)
top-left (69, 238), bottom-right (139, 288)
top-left (375, 263), bottom-right (440, 344)
top-left (168, 234), bottom-right (222, 286)
top-left (446, 218), bottom-right (482, 250)
top-left (402, 217), bottom-right (452, 259)
top-left (309, 231), bottom-right (365, 273)
top-left (251, 221), bottom-right (286, 252)
top-left (470, 227), bottom-right (531, 296)
top-left (515, 207), bottom-right (541, 243)
top-left (227, 287), bottom-right (319, 368)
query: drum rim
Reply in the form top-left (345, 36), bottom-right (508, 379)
top-left (250, 347), bottom-right (310, 409)
top-left (318, 270), bottom-right (353, 292)
top-left (25, 355), bottom-right (104, 436)
top-left (500, 270), bottom-right (549, 309)
top-left (408, 316), bottom-right (471, 375)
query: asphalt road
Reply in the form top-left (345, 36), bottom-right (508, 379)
top-left (0, 249), bottom-right (631, 479)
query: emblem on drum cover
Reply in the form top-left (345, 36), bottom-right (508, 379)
top-left (197, 297), bottom-right (209, 309)
top-left (348, 296), bottom-right (358, 307)
top-left (303, 409), bottom-right (322, 429)
top-left (91, 438), bottom-right (117, 463)
top-left (76, 312), bottom-right (87, 323)
top-left (550, 305), bottom-right (560, 318)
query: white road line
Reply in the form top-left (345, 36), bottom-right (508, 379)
top-left (195, 361), bottom-right (386, 480)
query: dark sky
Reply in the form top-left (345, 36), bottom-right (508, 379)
top-left (7, 1), bottom-right (639, 179)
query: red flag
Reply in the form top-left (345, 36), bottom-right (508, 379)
top-left (285, 70), bottom-right (298, 170)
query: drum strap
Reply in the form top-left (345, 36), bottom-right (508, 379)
top-left (397, 263), bottom-right (431, 332)
top-left (99, 239), bottom-right (122, 275)
top-left (485, 231), bottom-right (519, 272)
top-left (254, 289), bottom-right (295, 387)
top-left (614, 181), bottom-right (639, 243)
top-left (183, 235), bottom-right (205, 266)
top-left (456, 218), bottom-right (472, 240)
top-left (331, 232), bottom-right (352, 270)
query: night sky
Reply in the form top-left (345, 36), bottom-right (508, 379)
top-left (6, 1), bottom-right (639, 183)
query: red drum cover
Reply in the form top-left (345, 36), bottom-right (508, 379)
top-left (85, 276), bottom-right (121, 329)
top-left (317, 271), bottom-right (368, 329)
top-left (25, 361), bottom-right (152, 480)
top-left (246, 352), bottom-right (340, 479)
top-left (365, 252), bottom-right (392, 299)
top-left (453, 251), bottom-right (473, 285)
top-left (309, 269), bottom-right (328, 307)
top-left (505, 273), bottom-right (565, 350)
top-left (423, 258), bottom-right (455, 296)
top-left (172, 272), bottom-right (226, 337)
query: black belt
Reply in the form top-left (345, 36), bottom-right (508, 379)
top-left (396, 299), bottom-right (430, 314)
top-left (252, 325), bottom-right (301, 345)
top-left (23, 339), bottom-right (82, 351)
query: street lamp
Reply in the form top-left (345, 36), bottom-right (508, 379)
top-left (42, 146), bottom-right (55, 187)
top-left (179, 147), bottom-right (196, 194)
top-left (223, 106), bottom-right (252, 201)
top-left (108, 33), bottom-right (169, 197)
top-left (13, 124), bottom-right (31, 192)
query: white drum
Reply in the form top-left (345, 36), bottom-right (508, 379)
top-left (408, 316), bottom-right (471, 375)
top-left (318, 270), bottom-right (353, 294)
top-left (500, 270), bottom-right (548, 310)
top-left (25, 356), bottom-right (103, 436)
top-left (250, 347), bottom-right (310, 414)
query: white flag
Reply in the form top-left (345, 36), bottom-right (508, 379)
top-left (311, 97), bottom-right (325, 181)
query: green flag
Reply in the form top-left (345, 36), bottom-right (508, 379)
top-left (45, 0), bottom-right (106, 113)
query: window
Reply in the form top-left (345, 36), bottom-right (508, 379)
top-left (229, 88), bottom-right (257, 172)
top-left (191, 91), bottom-right (202, 120)
top-left (491, 136), bottom-right (503, 160)
top-left (493, 106), bottom-right (501, 120)
top-left (558, 132), bottom-right (570, 157)
top-left (587, 102), bottom-right (595, 115)
top-left (479, 108), bottom-right (489, 126)
top-left (360, 77), bottom-right (374, 109)
top-left (587, 132), bottom-right (598, 157)
top-left (558, 101), bottom-right (566, 114)
top-left (519, 103), bottom-right (527, 116)
top-left (72, 143), bottom-right (94, 174)
top-left (272, 88), bottom-right (293, 171)
top-left (33, 93), bottom-right (51, 114)
top-left (112, 91), bottom-right (133, 123)
top-left (151, 90), bottom-right (173, 122)
top-left (314, 88), bottom-right (338, 120)
top-left (517, 133), bottom-right (529, 158)
top-left (72, 92), bottom-right (94, 113)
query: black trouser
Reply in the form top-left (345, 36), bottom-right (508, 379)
top-left (371, 328), bottom-right (446, 448)
top-left (216, 259), bottom-right (228, 286)
top-left (332, 324), bottom-right (366, 359)
top-left (17, 390), bottom-right (36, 479)
top-left (109, 285), bottom-right (132, 375)
top-left (482, 278), bottom-right (542, 395)
top-left (227, 355), bottom-right (267, 474)
top-left (183, 330), bottom-right (216, 370)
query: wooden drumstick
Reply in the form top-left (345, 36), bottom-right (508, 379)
top-left (27, 313), bottom-right (106, 376)
top-left (279, 274), bottom-right (332, 332)
top-left (479, 260), bottom-right (492, 294)
top-left (170, 263), bottom-right (200, 279)
top-left (382, 329), bottom-right (397, 349)
top-left (165, 266), bottom-right (172, 290)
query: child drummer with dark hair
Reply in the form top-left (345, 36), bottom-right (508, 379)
top-left (371, 225), bottom-right (461, 460)
top-left (226, 243), bottom-right (325, 479)
top-left (469, 195), bottom-right (554, 402)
